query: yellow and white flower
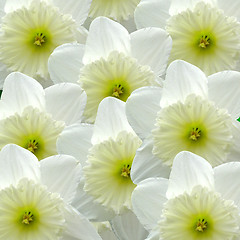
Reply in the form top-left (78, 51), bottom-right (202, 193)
top-left (132, 151), bottom-right (240, 239)
top-left (135, 0), bottom-right (240, 75)
top-left (126, 60), bottom-right (240, 182)
top-left (0, 72), bottom-right (86, 160)
top-left (49, 16), bottom-right (172, 122)
top-left (0, 144), bottom-right (101, 240)
top-left (57, 97), bottom-right (151, 220)
top-left (0, 0), bottom-right (91, 86)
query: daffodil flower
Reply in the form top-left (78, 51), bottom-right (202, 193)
top-left (0, 144), bottom-right (101, 240)
top-left (126, 60), bottom-right (240, 182)
top-left (0, 72), bottom-right (86, 160)
top-left (49, 16), bottom-right (172, 122)
top-left (132, 151), bottom-right (240, 239)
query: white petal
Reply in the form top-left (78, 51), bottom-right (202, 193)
top-left (1, 72), bottom-right (45, 116)
top-left (4, 0), bottom-right (31, 13)
top-left (45, 83), bottom-right (87, 125)
top-left (130, 27), bottom-right (172, 77)
top-left (62, 205), bottom-right (102, 240)
top-left (217, 0), bottom-right (240, 20)
top-left (0, 144), bottom-right (40, 189)
top-left (208, 71), bottom-right (240, 119)
top-left (92, 97), bottom-right (134, 145)
top-left (134, 0), bottom-right (170, 29)
top-left (132, 178), bottom-right (168, 231)
top-left (169, 0), bottom-right (215, 15)
top-left (126, 87), bottom-right (162, 139)
top-left (48, 43), bottom-right (85, 84)
top-left (167, 151), bottom-right (214, 199)
top-left (71, 179), bottom-right (115, 221)
top-left (57, 123), bottom-right (93, 166)
top-left (111, 210), bottom-right (149, 240)
top-left (83, 17), bottom-right (131, 64)
top-left (52, 0), bottom-right (91, 24)
top-left (214, 162), bottom-right (240, 208)
top-left (40, 155), bottom-right (82, 204)
top-left (0, 62), bottom-right (11, 89)
top-left (131, 138), bottom-right (170, 184)
top-left (161, 60), bottom-right (208, 108)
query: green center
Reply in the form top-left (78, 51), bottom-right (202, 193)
top-left (189, 127), bottom-right (201, 141)
top-left (27, 139), bottom-right (39, 153)
top-left (198, 35), bottom-right (211, 49)
top-left (34, 33), bottom-right (46, 47)
top-left (22, 211), bottom-right (34, 225)
top-left (112, 84), bottom-right (124, 98)
top-left (195, 218), bottom-right (208, 232)
top-left (121, 164), bottom-right (131, 178)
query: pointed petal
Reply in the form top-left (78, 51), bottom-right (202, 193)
top-left (92, 97), bottom-right (135, 145)
top-left (40, 155), bottom-right (82, 204)
top-left (214, 162), bottom-right (240, 208)
top-left (57, 123), bottom-right (93, 166)
top-left (126, 87), bottom-right (162, 139)
top-left (132, 178), bottom-right (168, 231)
top-left (71, 180), bottom-right (115, 221)
top-left (131, 138), bottom-right (170, 184)
top-left (83, 17), bottom-right (131, 64)
top-left (208, 71), bottom-right (240, 119)
top-left (0, 144), bottom-right (40, 189)
top-left (167, 151), bottom-right (214, 199)
top-left (134, 0), bottom-right (170, 29)
top-left (161, 60), bottom-right (208, 108)
top-left (52, 0), bottom-right (91, 24)
top-left (48, 43), bottom-right (85, 84)
top-left (1, 72), bottom-right (45, 116)
top-left (62, 205), bottom-right (102, 240)
top-left (130, 27), bottom-right (172, 77)
top-left (45, 83), bottom-right (87, 125)
top-left (111, 210), bottom-right (149, 240)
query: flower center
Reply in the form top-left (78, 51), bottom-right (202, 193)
top-left (189, 127), bottom-right (201, 141)
top-left (121, 164), bottom-right (131, 178)
top-left (112, 84), bottom-right (124, 98)
top-left (34, 33), bottom-right (46, 47)
top-left (22, 211), bottom-right (34, 225)
top-left (195, 218), bottom-right (208, 232)
top-left (27, 139), bottom-right (39, 153)
top-left (199, 35), bottom-right (210, 49)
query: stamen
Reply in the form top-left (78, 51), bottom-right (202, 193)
top-left (199, 35), bottom-right (210, 48)
top-left (34, 33), bottom-right (46, 46)
top-left (112, 84), bottom-right (124, 98)
top-left (27, 139), bottom-right (39, 153)
top-left (22, 211), bottom-right (34, 225)
top-left (121, 164), bottom-right (131, 178)
top-left (195, 218), bottom-right (208, 232)
top-left (189, 127), bottom-right (201, 141)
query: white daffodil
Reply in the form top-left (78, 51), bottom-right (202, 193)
top-left (57, 97), bottom-right (141, 217)
top-left (132, 151), bottom-right (240, 239)
top-left (0, 0), bottom-right (92, 87)
top-left (57, 97), bottom-right (165, 228)
top-left (0, 72), bottom-right (86, 160)
top-left (48, 16), bottom-right (172, 122)
top-left (0, 144), bottom-right (101, 240)
top-left (126, 60), bottom-right (240, 182)
top-left (135, 0), bottom-right (240, 75)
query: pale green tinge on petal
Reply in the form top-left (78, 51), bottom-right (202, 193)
top-left (167, 2), bottom-right (240, 75)
top-left (89, 0), bottom-right (140, 21)
top-left (159, 186), bottom-right (240, 240)
top-left (83, 131), bottom-right (142, 214)
top-left (79, 51), bottom-right (156, 122)
top-left (0, 178), bottom-right (65, 240)
top-left (0, 106), bottom-right (65, 160)
top-left (152, 94), bottom-right (233, 167)
top-left (0, 1), bottom-right (77, 79)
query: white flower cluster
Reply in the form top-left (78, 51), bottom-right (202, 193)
top-left (0, 0), bottom-right (239, 239)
